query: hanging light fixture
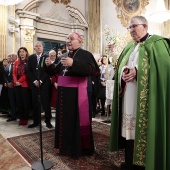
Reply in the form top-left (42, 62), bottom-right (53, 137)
top-left (0, 0), bottom-right (24, 6)
top-left (149, 0), bottom-right (170, 23)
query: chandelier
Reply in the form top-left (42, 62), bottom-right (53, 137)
top-left (0, 0), bottom-right (24, 6)
top-left (149, 0), bottom-right (170, 23)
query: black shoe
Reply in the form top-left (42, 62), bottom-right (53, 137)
top-left (2, 111), bottom-right (9, 114)
top-left (6, 118), bottom-right (16, 122)
top-left (96, 108), bottom-right (102, 113)
top-left (28, 123), bottom-right (39, 128)
top-left (46, 123), bottom-right (53, 129)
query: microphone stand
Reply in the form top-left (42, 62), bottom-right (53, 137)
top-left (31, 57), bottom-right (53, 170)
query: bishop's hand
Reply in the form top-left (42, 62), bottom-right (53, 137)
top-left (61, 57), bottom-right (73, 67)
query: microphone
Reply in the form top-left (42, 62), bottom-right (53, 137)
top-left (53, 52), bottom-right (69, 68)
top-left (58, 52), bottom-right (69, 59)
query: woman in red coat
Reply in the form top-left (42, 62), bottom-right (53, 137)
top-left (13, 47), bottom-right (31, 125)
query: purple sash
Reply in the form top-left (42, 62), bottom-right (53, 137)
top-left (58, 76), bottom-right (91, 148)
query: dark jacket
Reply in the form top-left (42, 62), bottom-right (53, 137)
top-left (4, 63), bottom-right (13, 83)
top-left (26, 54), bottom-right (50, 89)
top-left (0, 61), bottom-right (4, 84)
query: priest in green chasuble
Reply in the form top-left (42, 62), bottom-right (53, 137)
top-left (109, 16), bottom-right (170, 170)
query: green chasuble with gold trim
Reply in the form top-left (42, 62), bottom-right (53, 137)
top-left (109, 35), bottom-right (170, 170)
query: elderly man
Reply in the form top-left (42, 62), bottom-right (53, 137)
top-left (109, 16), bottom-right (170, 170)
top-left (27, 41), bottom-right (52, 128)
top-left (48, 49), bottom-right (58, 108)
top-left (45, 32), bottom-right (99, 158)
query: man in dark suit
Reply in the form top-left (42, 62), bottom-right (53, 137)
top-left (27, 41), bottom-right (52, 128)
top-left (5, 54), bottom-right (17, 121)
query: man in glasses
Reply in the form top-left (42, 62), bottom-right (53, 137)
top-left (45, 32), bottom-right (100, 158)
top-left (109, 16), bottom-right (170, 170)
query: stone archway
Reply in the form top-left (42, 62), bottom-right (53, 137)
top-left (15, 0), bottom-right (88, 54)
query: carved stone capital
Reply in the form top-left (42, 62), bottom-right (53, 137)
top-left (24, 29), bottom-right (35, 41)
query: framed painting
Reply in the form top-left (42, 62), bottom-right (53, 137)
top-left (113, 0), bottom-right (149, 27)
top-left (123, 0), bottom-right (140, 13)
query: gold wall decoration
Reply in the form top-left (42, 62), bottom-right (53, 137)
top-left (51, 0), bottom-right (71, 5)
top-left (24, 28), bottom-right (35, 41)
top-left (113, 0), bottom-right (149, 28)
top-left (24, 28), bottom-right (35, 54)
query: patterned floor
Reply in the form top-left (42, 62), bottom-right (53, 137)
top-left (0, 133), bottom-right (30, 170)
top-left (7, 122), bottom-right (124, 170)
top-left (0, 110), bottom-right (112, 170)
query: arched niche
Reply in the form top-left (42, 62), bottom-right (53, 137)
top-left (15, 0), bottom-right (88, 53)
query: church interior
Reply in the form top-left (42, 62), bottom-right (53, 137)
top-left (0, 0), bottom-right (170, 169)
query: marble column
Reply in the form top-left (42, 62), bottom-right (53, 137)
top-left (88, 0), bottom-right (101, 54)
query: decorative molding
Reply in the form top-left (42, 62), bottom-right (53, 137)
top-left (113, 0), bottom-right (149, 28)
top-left (16, 3), bottom-right (87, 28)
top-left (16, 10), bottom-right (40, 21)
top-left (15, 1), bottom-right (88, 49)
top-left (51, 0), bottom-right (71, 5)
top-left (22, 0), bottom-right (43, 12)
top-left (39, 5), bottom-right (72, 22)
top-left (66, 5), bottom-right (88, 27)
top-left (51, 0), bottom-right (59, 3)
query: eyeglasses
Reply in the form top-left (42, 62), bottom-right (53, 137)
top-left (127, 24), bottom-right (144, 30)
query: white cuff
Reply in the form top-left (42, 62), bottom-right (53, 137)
top-left (33, 80), bottom-right (37, 84)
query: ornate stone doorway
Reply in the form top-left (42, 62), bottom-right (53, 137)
top-left (15, 0), bottom-right (88, 54)
top-left (38, 38), bottom-right (65, 54)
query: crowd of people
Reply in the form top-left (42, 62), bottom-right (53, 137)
top-left (0, 32), bottom-right (113, 157)
top-left (0, 40), bottom-right (114, 128)
top-left (0, 42), bottom-right (113, 125)
top-left (0, 15), bottom-right (170, 170)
